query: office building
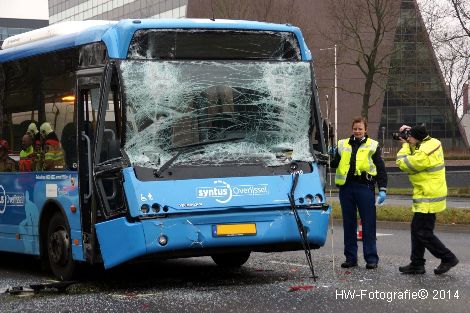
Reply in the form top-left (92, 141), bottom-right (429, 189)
top-left (49, 0), bottom-right (187, 24)
top-left (0, 0), bottom-right (49, 46)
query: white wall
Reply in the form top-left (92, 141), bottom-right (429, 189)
top-left (0, 0), bottom-right (49, 20)
top-left (461, 113), bottom-right (470, 147)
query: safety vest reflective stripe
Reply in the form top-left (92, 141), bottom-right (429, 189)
top-left (407, 162), bottom-right (445, 175)
top-left (425, 164), bottom-right (445, 172)
top-left (403, 156), bottom-right (419, 172)
top-left (337, 140), bottom-right (352, 154)
top-left (413, 196), bottom-right (447, 203)
top-left (45, 152), bottom-right (64, 160)
top-left (367, 141), bottom-right (378, 174)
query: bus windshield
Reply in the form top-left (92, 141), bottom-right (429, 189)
top-left (121, 60), bottom-right (314, 170)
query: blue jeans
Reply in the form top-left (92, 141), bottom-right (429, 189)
top-left (339, 181), bottom-right (378, 264)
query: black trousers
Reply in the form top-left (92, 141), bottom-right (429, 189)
top-left (410, 212), bottom-right (456, 265)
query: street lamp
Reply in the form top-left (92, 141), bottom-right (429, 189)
top-left (320, 44), bottom-right (337, 142)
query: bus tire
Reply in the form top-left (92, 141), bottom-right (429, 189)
top-left (211, 251), bottom-right (251, 267)
top-left (47, 212), bottom-right (76, 280)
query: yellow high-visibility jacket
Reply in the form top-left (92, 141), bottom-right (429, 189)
top-left (335, 138), bottom-right (378, 186)
top-left (396, 137), bottom-right (447, 213)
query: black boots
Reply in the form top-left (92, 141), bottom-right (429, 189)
top-left (341, 261), bottom-right (358, 268)
top-left (400, 258), bottom-right (459, 275)
top-left (399, 263), bottom-right (426, 274)
top-left (366, 263), bottom-right (378, 269)
top-left (434, 258), bottom-right (459, 275)
top-left (340, 261), bottom-right (378, 269)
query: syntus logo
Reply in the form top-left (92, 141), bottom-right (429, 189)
top-left (197, 180), bottom-right (232, 204)
top-left (197, 180), bottom-right (269, 204)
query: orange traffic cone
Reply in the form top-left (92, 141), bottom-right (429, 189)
top-left (357, 219), bottom-right (363, 241)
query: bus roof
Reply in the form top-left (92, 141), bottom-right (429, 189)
top-left (0, 19), bottom-right (311, 63)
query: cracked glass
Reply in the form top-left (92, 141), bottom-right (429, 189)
top-left (121, 60), bottom-right (314, 170)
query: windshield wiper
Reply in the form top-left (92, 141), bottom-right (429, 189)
top-left (288, 173), bottom-right (317, 280)
top-left (153, 136), bottom-right (245, 178)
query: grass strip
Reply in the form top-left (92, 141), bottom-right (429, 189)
top-left (326, 187), bottom-right (470, 197)
top-left (328, 201), bottom-right (470, 225)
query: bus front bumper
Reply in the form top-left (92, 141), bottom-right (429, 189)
top-left (95, 208), bottom-right (330, 269)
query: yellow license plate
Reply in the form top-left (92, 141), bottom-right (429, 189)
top-left (215, 223), bottom-right (257, 236)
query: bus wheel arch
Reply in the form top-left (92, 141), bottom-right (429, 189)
top-left (39, 201), bottom-right (76, 280)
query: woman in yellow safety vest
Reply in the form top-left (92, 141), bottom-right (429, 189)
top-left (330, 117), bottom-right (387, 270)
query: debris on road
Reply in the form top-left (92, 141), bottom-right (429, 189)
top-left (2, 281), bottom-right (77, 296)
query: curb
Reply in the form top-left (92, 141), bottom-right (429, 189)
top-left (333, 219), bottom-right (470, 233)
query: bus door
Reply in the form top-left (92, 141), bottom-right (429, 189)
top-left (92, 64), bottom-right (125, 221)
top-left (76, 67), bottom-right (103, 263)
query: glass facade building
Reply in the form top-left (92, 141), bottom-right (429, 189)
top-left (49, 0), bottom-right (187, 24)
top-left (0, 18), bottom-right (49, 47)
top-left (380, 0), bottom-right (463, 147)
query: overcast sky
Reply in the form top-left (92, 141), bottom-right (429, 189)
top-left (0, 0), bottom-right (48, 20)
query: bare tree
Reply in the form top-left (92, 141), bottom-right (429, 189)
top-left (325, 0), bottom-right (400, 119)
top-left (207, 0), bottom-right (295, 23)
top-left (419, 0), bottom-right (470, 147)
top-left (450, 0), bottom-right (470, 38)
top-left (439, 40), bottom-right (470, 146)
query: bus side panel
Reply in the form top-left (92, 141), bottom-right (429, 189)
top-left (0, 173), bottom-right (35, 254)
top-left (0, 172), bottom-right (84, 261)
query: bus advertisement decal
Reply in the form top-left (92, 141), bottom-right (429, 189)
top-left (0, 186), bottom-right (25, 214)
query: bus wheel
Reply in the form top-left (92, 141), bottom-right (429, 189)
top-left (211, 251), bottom-right (251, 267)
top-left (47, 213), bottom-right (76, 280)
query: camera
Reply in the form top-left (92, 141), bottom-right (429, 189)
top-left (392, 129), bottom-right (410, 140)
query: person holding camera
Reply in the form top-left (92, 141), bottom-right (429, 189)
top-left (330, 117), bottom-right (387, 269)
top-left (395, 124), bottom-right (459, 275)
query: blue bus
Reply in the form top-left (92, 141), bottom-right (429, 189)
top-left (0, 19), bottom-right (330, 280)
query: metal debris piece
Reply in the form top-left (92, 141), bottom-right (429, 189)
top-left (5, 281), bottom-right (77, 295)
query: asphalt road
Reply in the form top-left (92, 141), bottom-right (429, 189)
top-left (1, 223), bottom-right (468, 313)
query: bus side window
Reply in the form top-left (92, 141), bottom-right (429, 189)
top-left (61, 122), bottom-right (77, 170)
top-left (94, 80), bottom-right (124, 216)
top-left (98, 87), bottom-right (120, 163)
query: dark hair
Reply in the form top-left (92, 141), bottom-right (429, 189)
top-left (352, 116), bottom-right (368, 130)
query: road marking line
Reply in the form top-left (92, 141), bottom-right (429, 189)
top-left (269, 260), bottom-right (310, 268)
top-left (376, 233), bottom-right (393, 237)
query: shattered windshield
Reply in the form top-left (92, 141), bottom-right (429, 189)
top-left (127, 29), bottom-right (301, 60)
top-left (121, 60), bottom-right (314, 169)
